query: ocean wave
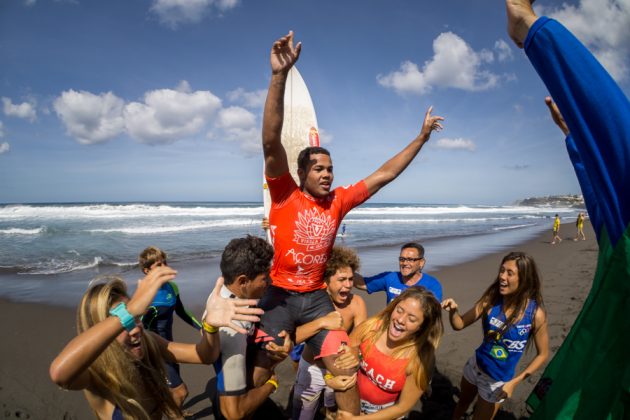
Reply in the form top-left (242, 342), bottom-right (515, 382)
top-left (0, 203), bottom-right (264, 221)
top-left (19, 256), bottom-right (104, 275)
top-left (348, 205), bottom-right (576, 216)
top-left (0, 227), bottom-right (45, 235)
top-left (344, 216), bottom-right (542, 224)
top-left (87, 219), bottom-right (255, 234)
top-left (492, 223), bottom-right (536, 231)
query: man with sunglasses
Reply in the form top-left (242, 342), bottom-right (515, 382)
top-left (354, 242), bottom-right (442, 304)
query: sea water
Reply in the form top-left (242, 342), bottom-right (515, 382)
top-left (0, 201), bottom-right (583, 306)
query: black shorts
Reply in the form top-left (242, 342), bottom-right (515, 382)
top-left (256, 286), bottom-right (349, 358)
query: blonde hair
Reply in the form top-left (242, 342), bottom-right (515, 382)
top-left (77, 277), bottom-right (180, 419)
top-left (355, 287), bottom-right (443, 391)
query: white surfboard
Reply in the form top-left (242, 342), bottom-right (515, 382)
top-left (263, 66), bottom-right (320, 243)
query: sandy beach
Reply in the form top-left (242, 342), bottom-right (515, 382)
top-left (0, 222), bottom-right (597, 419)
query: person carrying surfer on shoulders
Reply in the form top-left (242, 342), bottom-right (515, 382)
top-left (254, 30), bottom-right (445, 416)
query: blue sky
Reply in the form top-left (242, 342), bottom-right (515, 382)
top-left (1, 0), bottom-right (629, 205)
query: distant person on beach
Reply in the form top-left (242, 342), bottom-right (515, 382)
top-left (505, 1), bottom-right (629, 416)
top-left (293, 246), bottom-right (368, 420)
top-left (331, 287), bottom-right (443, 419)
top-left (354, 242), bottom-right (443, 304)
top-left (574, 212), bottom-right (586, 241)
top-left (551, 214), bottom-right (562, 244)
top-left (210, 235), bottom-right (291, 420)
top-left (138, 246), bottom-right (202, 407)
top-left (258, 30), bottom-right (444, 414)
top-left (49, 269), bottom-right (262, 419)
top-left (441, 252), bottom-right (549, 420)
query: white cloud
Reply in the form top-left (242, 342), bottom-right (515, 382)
top-left (226, 88), bottom-right (267, 109)
top-left (0, 121), bottom-right (4, 137)
top-left (150, 0), bottom-right (240, 29)
top-left (377, 32), bottom-right (500, 95)
top-left (124, 85), bottom-right (222, 144)
top-left (53, 90), bottom-right (125, 144)
top-left (433, 137), bottom-right (476, 151)
top-left (318, 127), bottom-right (333, 145)
top-left (0, 142), bottom-right (10, 154)
top-left (214, 106), bottom-right (260, 153)
top-left (494, 39), bottom-right (514, 62)
top-left (52, 82), bottom-right (265, 153)
top-left (24, 0), bottom-right (36, 6)
top-left (2, 97), bottom-right (37, 122)
top-left (540, 0), bottom-right (630, 81)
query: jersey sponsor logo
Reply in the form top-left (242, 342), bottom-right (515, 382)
top-left (293, 208), bottom-right (337, 251)
top-left (517, 324), bottom-right (532, 336)
top-left (360, 359), bottom-right (397, 391)
top-left (503, 338), bottom-right (527, 352)
top-left (489, 317), bottom-right (505, 329)
top-left (388, 286), bottom-right (402, 296)
top-left (284, 249), bottom-right (329, 268)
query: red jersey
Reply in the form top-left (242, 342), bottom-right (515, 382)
top-left (358, 340), bottom-right (409, 407)
top-left (266, 172), bottom-right (369, 292)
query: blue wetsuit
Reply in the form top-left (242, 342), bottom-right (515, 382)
top-left (142, 281), bottom-right (201, 388)
top-left (522, 17), bottom-right (630, 418)
top-left (364, 271), bottom-right (442, 304)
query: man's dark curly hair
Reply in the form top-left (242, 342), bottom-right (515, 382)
top-left (220, 235), bottom-right (274, 285)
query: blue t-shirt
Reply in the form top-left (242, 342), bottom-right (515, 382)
top-left (364, 271), bottom-right (442, 303)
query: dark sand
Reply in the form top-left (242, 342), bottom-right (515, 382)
top-left (0, 222), bottom-right (596, 419)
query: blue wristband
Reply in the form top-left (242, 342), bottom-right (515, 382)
top-left (109, 302), bottom-right (136, 332)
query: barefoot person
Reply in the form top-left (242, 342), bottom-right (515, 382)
top-left (139, 246), bottom-right (202, 407)
top-left (354, 242), bottom-right (442, 304)
top-left (333, 287), bottom-right (443, 419)
top-left (574, 212), bottom-right (586, 241)
top-left (258, 30), bottom-right (444, 415)
top-left (551, 214), bottom-right (562, 245)
top-left (505, 1), bottom-right (629, 416)
top-left (293, 246), bottom-right (368, 420)
top-left (49, 267), bottom-right (262, 419)
top-left (442, 252), bottom-right (549, 420)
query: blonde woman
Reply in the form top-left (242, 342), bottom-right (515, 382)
top-left (50, 266), bottom-right (262, 419)
top-left (335, 286), bottom-right (443, 420)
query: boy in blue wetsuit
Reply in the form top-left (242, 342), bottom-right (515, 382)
top-left (354, 242), bottom-right (442, 304)
top-left (139, 246), bottom-right (202, 408)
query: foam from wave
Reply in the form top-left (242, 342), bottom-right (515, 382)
top-left (492, 223), bottom-right (536, 231)
top-left (0, 204), bottom-right (264, 221)
top-left (0, 227), bottom-right (45, 236)
top-left (88, 219), bottom-right (255, 235)
top-left (348, 205), bottom-right (576, 216)
top-left (22, 256), bottom-right (104, 275)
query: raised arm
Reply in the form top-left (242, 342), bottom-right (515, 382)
top-left (363, 106), bottom-right (444, 196)
top-left (49, 266), bottom-right (177, 390)
top-left (441, 298), bottom-right (484, 331)
top-left (160, 277), bottom-right (264, 365)
top-left (262, 31), bottom-right (302, 178)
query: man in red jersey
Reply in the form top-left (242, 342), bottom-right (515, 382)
top-left (255, 30), bottom-right (444, 414)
